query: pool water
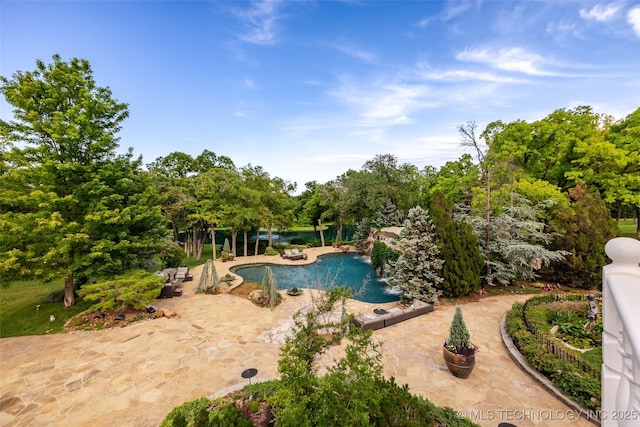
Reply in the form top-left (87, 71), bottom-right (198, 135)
top-left (234, 253), bottom-right (401, 303)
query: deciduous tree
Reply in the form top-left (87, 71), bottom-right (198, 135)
top-left (1, 55), bottom-right (168, 306)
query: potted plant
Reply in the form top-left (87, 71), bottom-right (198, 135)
top-left (287, 287), bottom-right (303, 296)
top-left (443, 306), bottom-right (477, 378)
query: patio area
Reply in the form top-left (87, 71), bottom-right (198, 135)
top-left (0, 247), bottom-right (597, 426)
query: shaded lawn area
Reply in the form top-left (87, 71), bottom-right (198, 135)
top-left (0, 280), bottom-right (91, 338)
top-left (618, 218), bottom-right (639, 238)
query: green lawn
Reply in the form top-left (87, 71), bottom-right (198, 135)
top-left (0, 280), bottom-right (91, 338)
top-left (618, 218), bottom-right (638, 238)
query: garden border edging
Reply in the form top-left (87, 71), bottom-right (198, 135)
top-left (500, 314), bottom-right (598, 426)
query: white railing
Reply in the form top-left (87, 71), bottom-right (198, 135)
top-left (602, 237), bottom-right (640, 427)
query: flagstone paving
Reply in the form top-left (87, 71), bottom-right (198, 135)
top-left (1, 247), bottom-right (597, 426)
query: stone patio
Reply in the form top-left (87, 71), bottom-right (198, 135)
top-left (0, 247), bottom-right (597, 426)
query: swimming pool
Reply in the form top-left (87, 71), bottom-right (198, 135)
top-left (234, 253), bottom-right (401, 303)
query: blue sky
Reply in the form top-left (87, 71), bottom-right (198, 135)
top-left (2, 1), bottom-right (640, 191)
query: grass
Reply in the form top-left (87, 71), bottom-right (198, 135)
top-left (182, 243), bottom-right (218, 268)
top-left (617, 218), bottom-right (638, 238)
top-left (0, 280), bottom-right (92, 338)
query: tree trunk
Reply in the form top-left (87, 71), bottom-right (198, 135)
top-left (210, 227), bottom-right (217, 260)
top-left (64, 272), bottom-right (75, 308)
top-left (194, 227), bottom-right (206, 262)
top-left (268, 225), bottom-right (273, 247)
top-left (171, 220), bottom-right (179, 243)
top-left (232, 227), bottom-right (237, 258)
top-left (194, 228), bottom-right (201, 261)
top-left (255, 229), bottom-right (260, 255)
top-left (636, 206), bottom-right (640, 238)
top-left (184, 229), bottom-right (192, 257)
top-left (318, 219), bottom-right (325, 247)
top-left (243, 223), bottom-right (248, 258)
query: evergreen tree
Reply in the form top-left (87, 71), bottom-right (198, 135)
top-left (353, 218), bottom-right (373, 252)
top-left (456, 194), bottom-right (568, 286)
top-left (374, 198), bottom-right (403, 228)
top-left (261, 266), bottom-right (279, 309)
top-left (430, 192), bottom-right (484, 297)
top-left (546, 185), bottom-right (619, 288)
top-left (388, 206), bottom-right (443, 304)
top-left (370, 240), bottom-right (399, 278)
top-left (196, 259), bottom-right (220, 294)
top-left (445, 306), bottom-right (474, 355)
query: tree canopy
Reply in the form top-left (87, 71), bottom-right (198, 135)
top-left (1, 55), bottom-right (168, 306)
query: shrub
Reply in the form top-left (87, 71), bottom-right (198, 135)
top-left (264, 246), bottom-right (279, 256)
top-left (161, 242), bottom-right (185, 268)
top-left (289, 238), bottom-right (306, 245)
top-left (505, 302), bottom-right (601, 411)
top-left (77, 270), bottom-right (164, 312)
top-left (160, 397), bottom-right (253, 427)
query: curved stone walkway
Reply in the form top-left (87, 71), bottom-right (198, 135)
top-left (1, 248), bottom-right (596, 426)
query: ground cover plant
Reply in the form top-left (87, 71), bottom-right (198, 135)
top-left (506, 299), bottom-right (601, 413)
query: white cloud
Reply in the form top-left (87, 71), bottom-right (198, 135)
top-left (331, 78), bottom-right (433, 126)
top-left (417, 1), bottom-right (473, 28)
top-left (234, 0), bottom-right (284, 45)
top-left (243, 77), bottom-right (256, 88)
top-left (579, 3), bottom-right (622, 22)
top-left (421, 68), bottom-right (525, 84)
top-left (456, 47), bottom-right (558, 76)
top-left (441, 1), bottom-right (474, 21)
top-left (628, 6), bottom-right (640, 36)
top-left (334, 42), bottom-right (379, 64)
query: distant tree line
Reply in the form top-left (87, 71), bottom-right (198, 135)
top-left (1, 56), bottom-right (637, 306)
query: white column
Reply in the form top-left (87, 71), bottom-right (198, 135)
top-left (602, 237), bottom-right (640, 427)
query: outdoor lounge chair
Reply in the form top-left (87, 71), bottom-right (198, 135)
top-left (288, 248), bottom-right (307, 260)
top-left (175, 266), bottom-right (192, 281)
top-left (281, 248), bottom-right (307, 260)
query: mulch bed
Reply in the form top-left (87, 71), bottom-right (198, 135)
top-left (65, 307), bottom-right (156, 332)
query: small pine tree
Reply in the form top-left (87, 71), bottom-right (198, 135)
top-left (262, 266), bottom-right (279, 309)
top-left (222, 238), bottom-right (231, 260)
top-left (388, 206), bottom-right (443, 304)
top-left (445, 306), bottom-right (474, 355)
top-left (196, 259), bottom-right (220, 294)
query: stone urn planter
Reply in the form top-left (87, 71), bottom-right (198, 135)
top-left (287, 288), bottom-right (303, 296)
top-left (443, 306), bottom-right (477, 379)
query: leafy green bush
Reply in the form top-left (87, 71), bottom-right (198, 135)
top-left (161, 242), bottom-right (185, 268)
top-left (264, 246), bottom-right (279, 256)
top-left (506, 303), bottom-right (601, 411)
top-left (77, 270), bottom-right (164, 312)
top-left (289, 238), bottom-right (306, 245)
top-left (160, 397), bottom-right (252, 427)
